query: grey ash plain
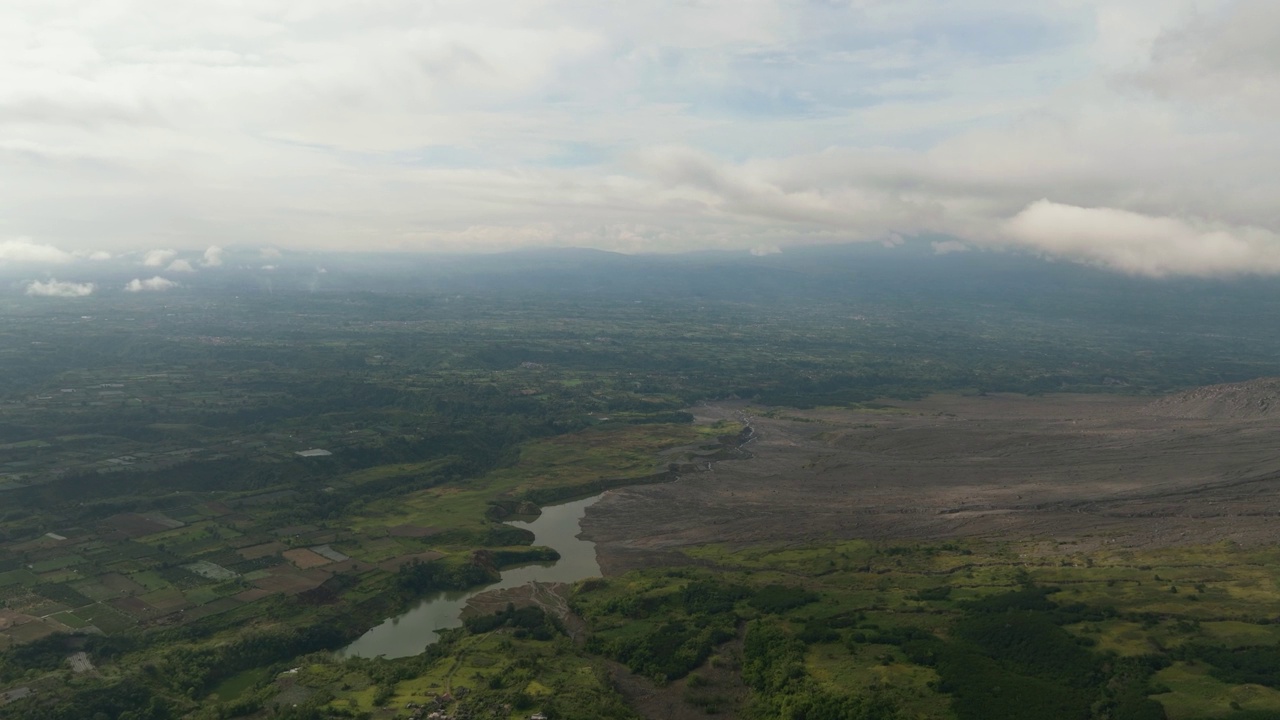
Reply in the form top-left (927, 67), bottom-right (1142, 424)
top-left (584, 380), bottom-right (1280, 574)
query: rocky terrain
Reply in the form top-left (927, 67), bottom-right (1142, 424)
top-left (583, 389), bottom-right (1280, 574)
top-left (461, 582), bottom-right (586, 642)
top-left (1144, 376), bottom-right (1280, 419)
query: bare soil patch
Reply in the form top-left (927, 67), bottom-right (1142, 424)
top-left (282, 548), bottom-right (331, 569)
top-left (141, 589), bottom-right (188, 612)
top-left (109, 596), bottom-right (159, 619)
top-left (250, 568), bottom-right (327, 595)
top-left (98, 572), bottom-right (146, 596)
top-left (584, 391), bottom-right (1280, 574)
top-left (0, 610), bottom-right (37, 630)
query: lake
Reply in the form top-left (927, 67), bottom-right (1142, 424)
top-left (337, 493), bottom-right (603, 659)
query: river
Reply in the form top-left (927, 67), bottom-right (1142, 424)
top-left (337, 494), bottom-right (603, 659)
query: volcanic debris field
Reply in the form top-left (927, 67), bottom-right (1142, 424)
top-left (586, 386), bottom-right (1280, 570)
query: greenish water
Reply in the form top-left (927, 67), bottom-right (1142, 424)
top-left (337, 494), bottom-right (603, 659)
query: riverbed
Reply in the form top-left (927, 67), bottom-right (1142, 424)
top-left (337, 494), bottom-right (603, 659)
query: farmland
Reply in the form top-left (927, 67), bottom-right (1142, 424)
top-left (4, 248), bottom-right (1280, 718)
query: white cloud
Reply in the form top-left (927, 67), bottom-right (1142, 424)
top-left (1002, 200), bottom-right (1280, 277)
top-left (750, 245), bottom-right (781, 257)
top-left (26, 278), bottom-right (94, 297)
top-left (0, 238), bottom-right (73, 264)
top-left (142, 249), bottom-right (177, 268)
top-left (1135, 0), bottom-right (1280, 115)
top-left (80, 250), bottom-right (112, 261)
top-left (201, 245), bottom-right (224, 267)
top-left (166, 259), bottom-right (195, 272)
top-left (124, 276), bottom-right (178, 292)
top-left (0, 1), bottom-right (1275, 276)
top-left (932, 240), bottom-right (970, 255)
top-left (260, 247), bottom-right (282, 259)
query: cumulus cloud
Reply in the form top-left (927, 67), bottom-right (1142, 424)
top-left (166, 259), bottom-right (195, 273)
top-left (124, 276), bottom-right (178, 292)
top-left (141, 249), bottom-right (177, 268)
top-left (750, 245), bottom-right (781, 257)
top-left (201, 245), bottom-right (224, 267)
top-left (80, 250), bottom-right (112, 261)
top-left (0, 238), bottom-right (73, 264)
top-left (260, 247), bottom-right (282, 259)
top-left (26, 279), bottom-right (95, 297)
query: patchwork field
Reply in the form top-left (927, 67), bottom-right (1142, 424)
top-left (0, 420), bottom-right (712, 654)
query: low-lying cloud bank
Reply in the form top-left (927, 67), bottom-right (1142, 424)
top-left (124, 276), bottom-right (178, 292)
top-left (26, 279), bottom-right (95, 297)
top-left (1002, 201), bottom-right (1280, 278)
top-left (2, 239), bottom-right (73, 265)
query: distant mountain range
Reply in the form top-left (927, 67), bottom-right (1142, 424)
top-left (9, 242), bottom-right (1280, 338)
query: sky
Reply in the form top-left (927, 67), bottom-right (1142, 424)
top-left (2, 0), bottom-right (1279, 277)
